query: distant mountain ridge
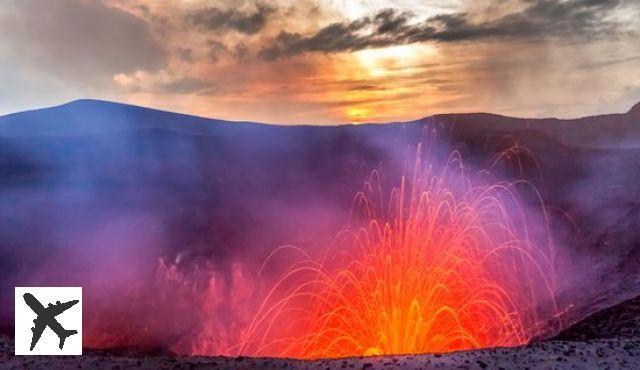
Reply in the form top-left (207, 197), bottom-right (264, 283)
top-left (1, 99), bottom-right (638, 150)
top-left (0, 99), bottom-right (257, 137)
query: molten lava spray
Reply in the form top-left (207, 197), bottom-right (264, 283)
top-left (234, 145), bottom-right (558, 358)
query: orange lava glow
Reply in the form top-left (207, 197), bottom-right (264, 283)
top-left (235, 146), bottom-right (558, 359)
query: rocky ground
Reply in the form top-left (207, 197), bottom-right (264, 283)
top-left (1, 336), bottom-right (638, 369)
top-left (2, 295), bottom-right (640, 370)
top-left (554, 295), bottom-right (640, 342)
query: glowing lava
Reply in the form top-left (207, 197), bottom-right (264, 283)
top-left (236, 146), bottom-right (558, 358)
top-left (85, 143), bottom-right (560, 359)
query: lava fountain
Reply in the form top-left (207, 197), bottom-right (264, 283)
top-left (232, 144), bottom-right (560, 359)
top-left (85, 141), bottom-right (562, 358)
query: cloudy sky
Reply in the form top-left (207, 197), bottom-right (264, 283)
top-left (1, 0), bottom-right (639, 124)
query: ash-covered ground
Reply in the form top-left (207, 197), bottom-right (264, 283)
top-left (2, 295), bottom-right (640, 369)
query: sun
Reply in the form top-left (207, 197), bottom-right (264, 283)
top-left (346, 107), bottom-right (373, 123)
top-left (336, 44), bottom-right (438, 123)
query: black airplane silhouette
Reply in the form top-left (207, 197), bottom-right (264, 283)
top-left (23, 293), bottom-right (79, 351)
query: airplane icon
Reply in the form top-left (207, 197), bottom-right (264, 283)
top-left (23, 293), bottom-right (79, 351)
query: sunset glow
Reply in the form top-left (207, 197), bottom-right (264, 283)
top-left (1, 1), bottom-right (638, 122)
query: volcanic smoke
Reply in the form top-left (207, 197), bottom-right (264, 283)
top-left (84, 140), bottom-right (562, 359)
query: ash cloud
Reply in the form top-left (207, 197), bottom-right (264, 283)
top-left (189, 4), bottom-right (273, 35)
top-left (260, 0), bottom-right (633, 59)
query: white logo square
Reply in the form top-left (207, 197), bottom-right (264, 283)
top-left (14, 287), bottom-right (82, 355)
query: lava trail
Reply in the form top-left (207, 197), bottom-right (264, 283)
top-left (231, 145), bottom-right (560, 358)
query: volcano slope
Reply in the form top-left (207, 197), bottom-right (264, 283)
top-left (1, 100), bottom-right (640, 367)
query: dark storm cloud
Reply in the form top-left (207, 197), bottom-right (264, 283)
top-left (189, 4), bottom-right (273, 35)
top-left (260, 0), bottom-right (632, 59)
top-left (0, 0), bottom-right (166, 83)
top-left (207, 40), bottom-right (230, 63)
